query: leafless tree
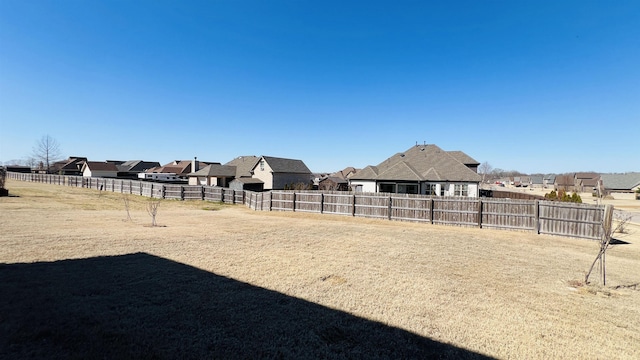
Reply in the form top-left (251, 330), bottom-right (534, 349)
top-left (122, 193), bottom-right (132, 221)
top-left (585, 208), bottom-right (632, 285)
top-left (147, 199), bottom-right (161, 226)
top-left (478, 162), bottom-right (493, 183)
top-left (32, 135), bottom-right (61, 173)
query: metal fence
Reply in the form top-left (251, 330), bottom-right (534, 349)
top-left (6, 172), bottom-right (611, 240)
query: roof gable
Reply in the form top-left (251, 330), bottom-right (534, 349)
top-left (225, 156), bottom-right (260, 177)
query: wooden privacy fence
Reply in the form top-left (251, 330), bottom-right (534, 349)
top-left (6, 172), bottom-right (612, 240)
top-left (245, 191), bottom-right (611, 240)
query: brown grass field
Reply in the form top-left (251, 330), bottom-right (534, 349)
top-left (1, 180), bottom-right (639, 359)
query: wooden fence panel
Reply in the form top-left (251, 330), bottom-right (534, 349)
top-left (131, 181), bottom-right (143, 196)
top-left (271, 191), bottom-right (294, 211)
top-left (539, 201), bottom-right (604, 240)
top-left (183, 186), bottom-right (204, 200)
top-left (204, 187), bottom-right (223, 202)
top-left (151, 184), bottom-right (163, 199)
top-left (141, 183), bottom-right (153, 197)
top-left (234, 190), bottom-right (244, 205)
top-left (323, 193), bottom-right (354, 216)
top-left (164, 185), bottom-right (183, 200)
top-left (354, 194), bottom-right (389, 219)
top-left (261, 192), bottom-right (272, 211)
top-left (223, 189), bottom-right (235, 204)
top-left (482, 198), bottom-right (537, 231)
top-left (433, 197), bottom-right (479, 226)
top-left (391, 194), bottom-right (432, 223)
top-left (295, 192), bottom-right (322, 213)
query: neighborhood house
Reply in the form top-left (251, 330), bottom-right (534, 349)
top-left (349, 144), bottom-right (482, 196)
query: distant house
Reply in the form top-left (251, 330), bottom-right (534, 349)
top-left (530, 175), bottom-right (544, 188)
top-left (52, 156), bottom-right (87, 176)
top-left (188, 164), bottom-right (237, 187)
top-left (543, 174), bottom-right (556, 188)
top-left (601, 173), bottom-right (640, 199)
top-left (146, 158), bottom-right (211, 178)
top-left (4, 165), bottom-right (32, 173)
top-left (574, 172), bottom-right (601, 193)
top-left (224, 156), bottom-right (263, 191)
top-left (250, 156), bottom-right (312, 190)
top-left (116, 160), bottom-right (161, 179)
top-left (348, 144), bottom-right (482, 196)
top-left (81, 162), bottom-right (118, 178)
top-left (554, 175), bottom-right (575, 192)
top-left (318, 176), bottom-right (349, 191)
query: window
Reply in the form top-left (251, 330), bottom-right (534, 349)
top-left (398, 183), bottom-right (419, 194)
top-left (259, 160), bottom-right (265, 171)
top-left (425, 183), bottom-right (437, 195)
top-left (379, 183), bottom-right (396, 193)
top-left (454, 184), bottom-right (468, 196)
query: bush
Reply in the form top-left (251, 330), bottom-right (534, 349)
top-left (544, 189), bottom-right (581, 203)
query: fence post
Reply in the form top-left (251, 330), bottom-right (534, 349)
top-left (430, 198), bottom-right (435, 224)
top-left (534, 200), bottom-right (540, 234)
top-left (161, 185), bottom-right (166, 199)
top-left (352, 193), bottom-right (356, 216)
top-left (320, 193), bottom-right (324, 214)
top-left (388, 195), bottom-right (392, 221)
top-left (180, 186), bottom-right (185, 200)
top-left (292, 192), bottom-right (296, 212)
top-left (477, 199), bottom-right (483, 228)
top-left (201, 186), bottom-right (205, 200)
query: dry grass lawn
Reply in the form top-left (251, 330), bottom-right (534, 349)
top-left (1, 180), bottom-right (639, 359)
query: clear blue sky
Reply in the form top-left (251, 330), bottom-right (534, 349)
top-left (1, 1), bottom-right (638, 174)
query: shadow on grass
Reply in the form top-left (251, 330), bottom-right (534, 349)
top-left (0, 253), bottom-right (493, 359)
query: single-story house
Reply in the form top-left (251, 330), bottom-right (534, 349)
top-left (52, 156), bottom-right (88, 176)
top-left (81, 161), bottom-right (119, 178)
top-left (348, 144), bottom-right (482, 197)
top-left (250, 156), bottom-right (313, 190)
top-left (116, 160), bottom-right (161, 179)
top-left (318, 176), bottom-right (349, 191)
top-left (600, 173), bottom-right (640, 199)
top-left (554, 175), bottom-right (575, 192)
top-left (543, 174), bottom-right (556, 188)
top-left (530, 175), bottom-right (544, 188)
top-left (574, 172), bottom-right (601, 193)
top-left (188, 164), bottom-right (237, 187)
top-left (145, 158), bottom-right (212, 178)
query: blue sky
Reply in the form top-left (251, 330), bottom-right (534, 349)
top-left (1, 1), bottom-right (638, 174)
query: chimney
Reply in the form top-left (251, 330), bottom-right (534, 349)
top-left (192, 157), bottom-right (199, 172)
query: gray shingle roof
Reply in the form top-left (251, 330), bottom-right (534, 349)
top-left (225, 156), bottom-right (260, 177)
top-left (117, 160), bottom-right (161, 172)
top-left (262, 156), bottom-right (311, 174)
top-left (190, 164), bottom-right (237, 177)
top-left (350, 144), bottom-right (481, 182)
top-left (447, 151), bottom-right (479, 165)
top-left (601, 173), bottom-right (640, 191)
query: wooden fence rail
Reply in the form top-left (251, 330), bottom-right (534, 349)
top-left (5, 172), bottom-right (612, 240)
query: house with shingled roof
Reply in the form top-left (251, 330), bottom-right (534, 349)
top-left (601, 172), bottom-right (640, 199)
top-left (81, 161), bottom-right (119, 178)
top-left (250, 156), bottom-right (312, 190)
top-left (188, 164), bottom-right (238, 187)
top-left (349, 144), bottom-right (482, 196)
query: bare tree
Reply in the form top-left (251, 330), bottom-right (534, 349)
top-left (585, 207), bottom-right (632, 285)
top-left (32, 135), bottom-right (62, 173)
top-left (478, 162), bottom-right (493, 183)
top-left (123, 194), bottom-right (133, 222)
top-left (147, 199), bottom-right (161, 226)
